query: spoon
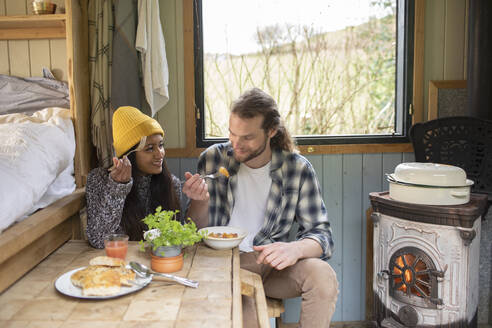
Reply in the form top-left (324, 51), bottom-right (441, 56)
top-left (129, 261), bottom-right (199, 288)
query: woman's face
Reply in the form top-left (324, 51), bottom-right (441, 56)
top-left (135, 134), bottom-right (165, 175)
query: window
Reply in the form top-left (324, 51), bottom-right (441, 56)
top-left (193, 0), bottom-right (414, 148)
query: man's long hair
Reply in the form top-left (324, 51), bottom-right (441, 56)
top-left (121, 150), bottom-right (181, 241)
top-left (231, 88), bottom-right (297, 152)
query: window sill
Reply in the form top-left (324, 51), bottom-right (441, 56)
top-left (165, 143), bottom-right (413, 158)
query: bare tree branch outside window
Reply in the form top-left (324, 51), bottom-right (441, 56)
top-left (203, 0), bottom-right (397, 138)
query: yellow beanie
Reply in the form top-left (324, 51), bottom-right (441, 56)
top-left (112, 106), bottom-right (164, 157)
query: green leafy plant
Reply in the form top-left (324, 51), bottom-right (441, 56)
top-left (139, 207), bottom-right (206, 253)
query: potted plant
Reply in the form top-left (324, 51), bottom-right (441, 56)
top-left (140, 206), bottom-right (206, 273)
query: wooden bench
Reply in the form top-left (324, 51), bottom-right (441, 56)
top-left (241, 268), bottom-right (285, 327)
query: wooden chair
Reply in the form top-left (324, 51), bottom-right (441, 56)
top-left (241, 268), bottom-right (285, 327)
top-left (267, 297), bottom-right (285, 326)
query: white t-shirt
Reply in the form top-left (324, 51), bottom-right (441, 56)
top-left (228, 162), bottom-right (272, 252)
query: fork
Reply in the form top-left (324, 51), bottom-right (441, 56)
top-left (108, 136), bottom-right (147, 171)
top-left (201, 172), bottom-right (224, 179)
top-left (202, 166), bottom-right (229, 179)
top-left (181, 167), bottom-right (229, 184)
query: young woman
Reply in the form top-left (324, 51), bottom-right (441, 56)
top-left (86, 106), bottom-right (208, 248)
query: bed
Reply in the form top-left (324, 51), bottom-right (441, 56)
top-left (0, 0), bottom-right (91, 293)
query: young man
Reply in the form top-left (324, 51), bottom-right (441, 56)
top-left (183, 88), bottom-right (338, 327)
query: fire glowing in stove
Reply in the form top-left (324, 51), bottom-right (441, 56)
top-left (391, 253), bottom-right (431, 298)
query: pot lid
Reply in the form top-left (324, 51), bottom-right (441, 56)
top-left (392, 162), bottom-right (473, 187)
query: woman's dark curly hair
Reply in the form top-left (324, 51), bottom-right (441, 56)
top-left (120, 149), bottom-right (181, 241)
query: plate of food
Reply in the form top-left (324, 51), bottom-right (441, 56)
top-left (199, 226), bottom-right (247, 250)
top-left (54, 256), bottom-right (152, 300)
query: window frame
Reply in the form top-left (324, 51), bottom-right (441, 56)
top-left (170, 0), bottom-right (425, 158)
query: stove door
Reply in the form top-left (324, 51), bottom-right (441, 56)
top-left (388, 246), bottom-right (443, 309)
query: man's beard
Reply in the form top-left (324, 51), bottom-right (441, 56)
top-left (233, 138), bottom-right (269, 163)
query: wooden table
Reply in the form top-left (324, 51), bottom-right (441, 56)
top-left (0, 240), bottom-right (245, 327)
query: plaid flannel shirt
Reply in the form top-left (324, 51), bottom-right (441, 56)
top-left (197, 142), bottom-right (334, 260)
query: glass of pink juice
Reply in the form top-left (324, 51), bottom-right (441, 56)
top-left (104, 234), bottom-right (129, 259)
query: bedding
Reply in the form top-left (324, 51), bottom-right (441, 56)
top-left (0, 107), bottom-right (76, 233)
top-left (0, 71), bottom-right (70, 115)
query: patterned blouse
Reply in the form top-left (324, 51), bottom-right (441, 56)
top-left (85, 167), bottom-right (184, 248)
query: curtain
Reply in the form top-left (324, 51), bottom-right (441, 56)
top-left (89, 0), bottom-right (114, 168)
top-left (467, 0), bottom-right (492, 120)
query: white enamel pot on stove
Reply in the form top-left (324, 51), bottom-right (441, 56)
top-left (387, 162), bottom-right (474, 205)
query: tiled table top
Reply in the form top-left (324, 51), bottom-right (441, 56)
top-left (0, 240), bottom-right (242, 327)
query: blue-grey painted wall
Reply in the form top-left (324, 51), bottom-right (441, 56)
top-left (166, 152), bottom-right (415, 322)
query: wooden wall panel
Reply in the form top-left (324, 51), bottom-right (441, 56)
top-left (341, 154), bottom-right (363, 320)
top-left (323, 154), bottom-right (343, 322)
top-left (0, 41), bottom-right (8, 74)
top-left (5, 0), bottom-right (25, 14)
top-left (423, 0), bottom-right (445, 119)
top-left (361, 153), bottom-right (383, 317)
top-left (8, 40), bottom-right (30, 76)
top-left (381, 153), bottom-right (403, 191)
top-left (0, 1), bottom-right (6, 75)
top-left (179, 157), bottom-right (198, 181)
top-left (423, 0), bottom-right (468, 120)
top-left (49, 39), bottom-right (67, 81)
top-left (29, 40), bottom-right (50, 76)
top-left (464, 0), bottom-right (469, 78)
top-left (444, 0), bottom-right (467, 79)
top-left (174, 0), bottom-right (186, 149)
top-left (1, 0), bottom-right (67, 80)
top-left (402, 152), bottom-right (415, 163)
top-left (166, 158), bottom-right (181, 179)
top-left (157, 0), bottom-right (185, 149)
top-left (24, 0), bottom-right (32, 15)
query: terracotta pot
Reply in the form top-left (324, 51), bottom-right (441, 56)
top-left (151, 252), bottom-right (183, 273)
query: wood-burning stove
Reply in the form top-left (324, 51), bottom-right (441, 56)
top-left (370, 192), bottom-right (488, 328)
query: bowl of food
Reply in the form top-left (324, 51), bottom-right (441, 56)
top-left (199, 226), bottom-right (247, 250)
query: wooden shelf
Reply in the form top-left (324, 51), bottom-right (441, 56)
top-left (0, 14), bottom-right (66, 40)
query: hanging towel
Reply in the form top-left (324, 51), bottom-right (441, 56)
top-left (136, 0), bottom-right (169, 117)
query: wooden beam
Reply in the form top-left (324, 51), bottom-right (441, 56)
top-left (232, 247), bottom-right (243, 328)
top-left (67, 0), bottom-right (91, 187)
top-left (0, 188), bottom-right (85, 264)
top-left (183, 0), bottom-right (197, 153)
top-left (0, 219), bottom-right (73, 293)
top-left (0, 14), bottom-right (66, 40)
top-left (240, 268), bottom-right (270, 328)
top-left (365, 208), bottom-right (374, 322)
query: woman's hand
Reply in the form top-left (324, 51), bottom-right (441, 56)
top-left (109, 156), bottom-right (132, 183)
top-left (182, 172), bottom-right (209, 201)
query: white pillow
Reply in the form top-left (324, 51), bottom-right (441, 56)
top-left (0, 107), bottom-right (75, 233)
